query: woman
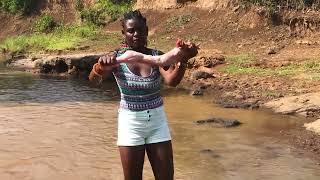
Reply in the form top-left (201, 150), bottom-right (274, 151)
top-left (89, 10), bottom-right (198, 180)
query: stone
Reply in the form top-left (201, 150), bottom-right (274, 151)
top-left (267, 47), bottom-right (276, 54)
top-left (6, 53), bottom-right (103, 77)
top-left (195, 117), bottom-right (242, 128)
top-left (304, 119), bottom-right (320, 135)
top-left (263, 93), bottom-right (320, 117)
top-left (191, 89), bottom-right (204, 96)
top-left (191, 70), bottom-right (212, 80)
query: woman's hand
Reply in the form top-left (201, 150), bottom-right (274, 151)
top-left (178, 40), bottom-right (199, 61)
top-left (98, 53), bottom-right (118, 72)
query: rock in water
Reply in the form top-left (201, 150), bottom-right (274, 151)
top-left (304, 119), bottom-right (320, 135)
top-left (263, 92), bottom-right (320, 117)
top-left (195, 117), bottom-right (242, 128)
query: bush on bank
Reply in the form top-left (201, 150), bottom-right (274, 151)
top-left (0, 0), bottom-right (35, 14)
top-left (78, 0), bottom-right (134, 26)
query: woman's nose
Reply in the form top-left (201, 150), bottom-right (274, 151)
top-left (133, 31), bottom-right (140, 37)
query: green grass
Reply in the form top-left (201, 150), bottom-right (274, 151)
top-left (32, 14), bottom-right (55, 33)
top-left (80, 0), bottom-right (133, 25)
top-left (0, 0), bottom-right (34, 14)
top-left (275, 59), bottom-right (320, 77)
top-left (261, 90), bottom-right (283, 98)
top-left (0, 24), bottom-right (101, 53)
top-left (223, 54), bottom-right (270, 75)
top-left (226, 54), bottom-right (255, 66)
top-left (223, 64), bottom-right (272, 75)
top-left (221, 54), bottom-right (320, 81)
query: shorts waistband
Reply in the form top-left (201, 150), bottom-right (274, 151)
top-left (118, 105), bottom-right (164, 114)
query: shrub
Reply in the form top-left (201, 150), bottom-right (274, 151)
top-left (75, 0), bottom-right (84, 11)
top-left (32, 15), bottom-right (55, 33)
top-left (0, 0), bottom-right (34, 14)
top-left (79, 0), bottom-right (134, 26)
top-left (80, 8), bottom-right (106, 26)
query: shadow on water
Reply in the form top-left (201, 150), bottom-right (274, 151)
top-left (0, 66), bottom-right (120, 104)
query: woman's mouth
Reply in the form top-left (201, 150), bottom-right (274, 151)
top-left (133, 38), bottom-right (140, 42)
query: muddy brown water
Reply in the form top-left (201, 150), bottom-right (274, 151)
top-left (0, 56), bottom-right (320, 180)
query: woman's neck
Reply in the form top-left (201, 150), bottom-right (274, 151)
top-left (131, 46), bottom-right (147, 53)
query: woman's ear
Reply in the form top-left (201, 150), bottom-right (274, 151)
top-left (146, 26), bottom-right (149, 36)
top-left (121, 30), bottom-right (126, 44)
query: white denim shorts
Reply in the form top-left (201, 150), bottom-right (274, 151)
top-left (117, 106), bottom-right (171, 146)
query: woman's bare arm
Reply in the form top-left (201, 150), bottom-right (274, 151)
top-left (88, 52), bottom-right (118, 84)
top-left (116, 39), bottom-right (198, 66)
top-left (160, 62), bottom-right (187, 87)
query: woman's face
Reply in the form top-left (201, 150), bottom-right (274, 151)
top-left (122, 18), bottom-right (148, 51)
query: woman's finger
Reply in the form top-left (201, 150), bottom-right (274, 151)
top-left (98, 56), bottom-right (105, 65)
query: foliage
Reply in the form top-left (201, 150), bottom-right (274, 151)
top-left (222, 54), bottom-right (320, 81)
top-left (32, 14), bottom-right (55, 33)
top-left (0, 24), bottom-right (101, 52)
top-left (0, 0), bottom-right (34, 14)
top-left (75, 0), bottom-right (84, 11)
top-left (79, 0), bottom-right (134, 26)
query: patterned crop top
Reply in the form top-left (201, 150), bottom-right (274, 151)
top-left (113, 47), bottom-right (163, 111)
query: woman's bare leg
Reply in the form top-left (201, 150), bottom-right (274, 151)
top-left (146, 141), bottom-right (174, 180)
top-left (119, 145), bottom-right (146, 180)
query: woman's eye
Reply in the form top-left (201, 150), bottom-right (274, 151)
top-left (127, 29), bottom-right (134, 33)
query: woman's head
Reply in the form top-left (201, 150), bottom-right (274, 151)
top-left (121, 10), bottom-right (148, 51)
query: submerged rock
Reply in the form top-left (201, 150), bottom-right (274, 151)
top-left (195, 117), bottom-right (242, 128)
top-left (304, 119), bottom-right (320, 135)
top-left (191, 89), bottom-right (204, 96)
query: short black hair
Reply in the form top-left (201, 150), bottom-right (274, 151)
top-left (121, 10), bottom-right (147, 28)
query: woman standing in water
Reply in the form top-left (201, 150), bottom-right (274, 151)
top-left (89, 10), bottom-right (198, 180)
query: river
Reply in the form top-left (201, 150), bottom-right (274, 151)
top-left (0, 55), bottom-right (319, 180)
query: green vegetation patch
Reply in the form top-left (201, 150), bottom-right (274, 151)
top-left (0, 24), bottom-right (100, 53)
top-left (79, 0), bottom-right (134, 26)
top-left (261, 90), bottom-right (283, 98)
top-left (276, 59), bottom-right (320, 80)
top-left (0, 0), bottom-right (34, 14)
top-left (32, 14), bottom-right (55, 33)
top-left (223, 64), bottom-right (272, 76)
top-left (222, 54), bottom-right (271, 76)
top-left (222, 54), bottom-right (320, 81)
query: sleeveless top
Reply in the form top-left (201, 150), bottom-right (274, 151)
top-left (113, 47), bottom-right (163, 111)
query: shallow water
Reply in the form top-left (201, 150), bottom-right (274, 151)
top-left (0, 67), bottom-right (319, 180)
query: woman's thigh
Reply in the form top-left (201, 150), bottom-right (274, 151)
top-left (119, 145), bottom-right (146, 180)
top-left (146, 141), bottom-right (174, 180)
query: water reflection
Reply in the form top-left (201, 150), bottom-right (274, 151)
top-left (0, 71), bottom-right (119, 104)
